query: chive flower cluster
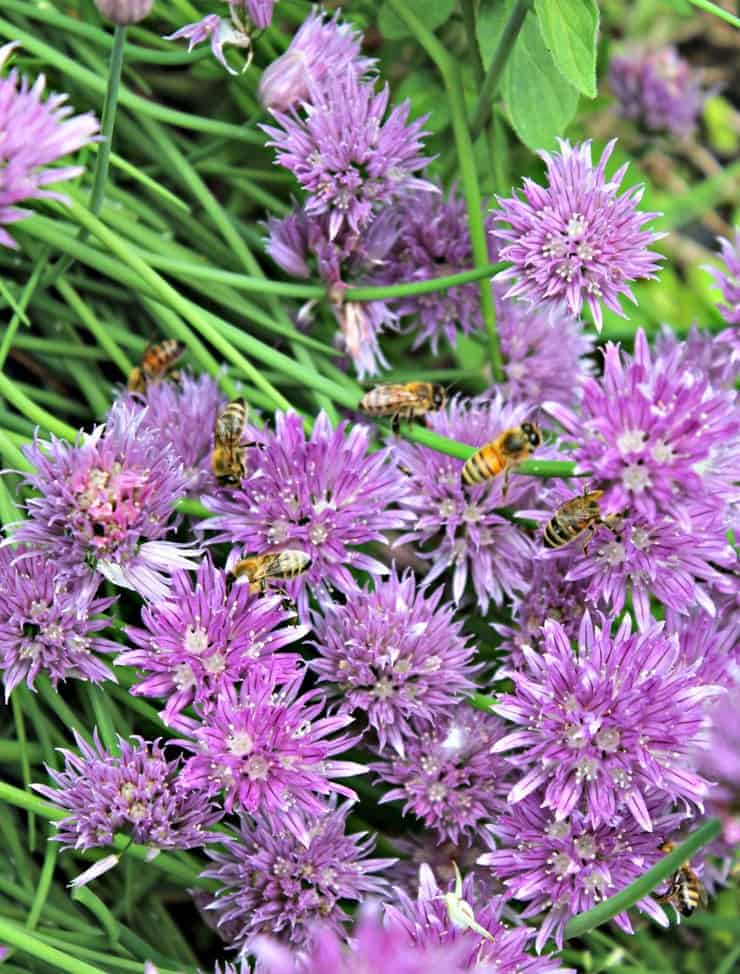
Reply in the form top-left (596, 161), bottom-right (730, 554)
top-left (5, 7), bottom-right (739, 974)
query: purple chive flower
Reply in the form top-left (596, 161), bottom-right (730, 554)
top-left (259, 9), bottom-right (374, 112)
top-left (180, 665), bottom-right (364, 821)
top-left (0, 43), bottom-right (99, 249)
top-left (655, 324), bottom-right (740, 390)
top-left (0, 547), bottom-right (117, 699)
top-left (493, 139), bottom-right (663, 330)
top-left (165, 13), bottom-right (251, 75)
top-left (252, 903), bottom-right (478, 974)
top-left (478, 793), bottom-right (685, 951)
top-left (524, 485), bottom-right (737, 630)
top-left (117, 558), bottom-right (305, 730)
top-left (371, 704), bottom-right (508, 842)
top-left (696, 687), bottom-right (740, 844)
top-left (495, 556), bottom-right (589, 666)
top-left (95, 0), bottom-right (153, 24)
top-left (545, 329), bottom-right (740, 521)
top-left (386, 864), bottom-right (571, 973)
top-left (393, 396), bottom-right (538, 613)
top-left (13, 401), bottom-right (199, 602)
top-left (706, 229), bottom-right (740, 325)
top-left (495, 297), bottom-right (594, 408)
top-left (609, 47), bottom-right (705, 137)
top-left (669, 609), bottom-right (740, 689)
top-left (123, 372), bottom-right (226, 495)
top-left (236, 0), bottom-right (278, 30)
top-left (35, 731), bottom-right (220, 851)
top-left (202, 801), bottom-right (394, 950)
top-left (492, 612), bottom-right (722, 832)
top-left (264, 204), bottom-right (402, 378)
top-left (200, 411), bottom-right (411, 619)
top-left (263, 72), bottom-right (434, 241)
top-left (311, 569), bottom-right (478, 755)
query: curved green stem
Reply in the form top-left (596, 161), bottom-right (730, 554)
top-left (470, 0), bottom-right (532, 141)
top-left (564, 818), bottom-right (722, 940)
top-left (682, 0), bottom-right (740, 28)
top-left (387, 0), bottom-right (503, 382)
top-left (0, 919), bottom-right (108, 974)
top-left (0, 373), bottom-right (77, 442)
top-left (346, 263), bottom-right (505, 301)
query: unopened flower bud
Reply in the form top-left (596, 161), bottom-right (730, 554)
top-left (94, 0), bottom-right (154, 25)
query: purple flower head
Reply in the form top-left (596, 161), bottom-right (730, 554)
top-left (200, 411), bottom-right (411, 620)
top-left (375, 188), bottom-right (491, 354)
top-left (117, 558), bottom-right (305, 730)
top-left (0, 547), bottom-right (117, 699)
top-left (180, 665), bottom-right (363, 822)
top-left (311, 569), bottom-right (478, 755)
top-left (263, 72), bottom-right (434, 241)
top-left (545, 329), bottom-right (740, 521)
top-left (35, 731), bottom-right (220, 851)
top-left (371, 704), bottom-right (508, 842)
top-left (235, 0), bottom-right (278, 30)
top-left (493, 139), bottom-right (663, 330)
top-left (655, 324), bottom-right (740, 390)
top-left (0, 43), bottom-right (99, 249)
top-left (478, 793), bottom-right (684, 951)
top-left (696, 687), bottom-right (740, 844)
top-left (495, 555), bottom-right (589, 667)
top-left (609, 47), bottom-right (705, 137)
top-left (259, 9), bottom-right (374, 112)
top-left (14, 400), bottom-right (199, 602)
top-left (668, 609), bottom-right (740, 689)
top-left (122, 372), bottom-right (226, 495)
top-left (493, 612), bottom-right (722, 831)
top-left (706, 229), bottom-right (740, 326)
top-left (386, 864), bottom-right (571, 973)
top-left (393, 396), bottom-right (538, 612)
top-left (496, 297), bottom-right (595, 408)
top-left (202, 801), bottom-right (394, 951)
top-left (252, 903), bottom-right (481, 974)
top-left (165, 13), bottom-right (251, 75)
top-left (524, 484), bottom-right (737, 630)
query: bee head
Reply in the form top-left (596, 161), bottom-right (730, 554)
top-left (432, 385), bottom-right (447, 410)
top-left (522, 422), bottom-right (542, 448)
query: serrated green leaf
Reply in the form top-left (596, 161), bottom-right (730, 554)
top-left (377, 0), bottom-right (456, 40)
top-left (535, 0), bottom-right (599, 98)
top-left (502, 12), bottom-right (579, 152)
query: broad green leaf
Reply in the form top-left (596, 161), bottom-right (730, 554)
top-left (535, 0), bottom-right (599, 98)
top-left (377, 0), bottom-right (456, 40)
top-left (476, 0), bottom-right (517, 68)
top-left (502, 12), bottom-right (579, 152)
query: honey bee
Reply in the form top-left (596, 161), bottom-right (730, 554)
top-left (657, 841), bottom-right (708, 917)
top-left (127, 339), bottom-right (186, 394)
top-left (211, 398), bottom-right (253, 486)
top-left (544, 488), bottom-right (623, 554)
top-left (232, 550), bottom-right (311, 594)
top-left (359, 382), bottom-right (446, 435)
top-left (461, 422), bottom-right (542, 496)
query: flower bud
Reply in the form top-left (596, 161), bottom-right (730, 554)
top-left (94, 0), bottom-right (154, 25)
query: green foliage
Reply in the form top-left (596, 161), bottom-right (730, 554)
top-left (377, 0), bottom-right (456, 39)
top-left (534, 0), bottom-right (600, 97)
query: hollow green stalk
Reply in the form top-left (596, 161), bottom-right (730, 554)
top-left (469, 0), bottom-right (532, 141)
top-left (386, 0), bottom-right (503, 382)
top-left (0, 254), bottom-right (49, 371)
top-left (564, 818), bottom-right (722, 940)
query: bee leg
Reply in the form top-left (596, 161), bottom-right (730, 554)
top-left (391, 414), bottom-right (401, 436)
top-left (501, 465), bottom-right (512, 500)
top-left (582, 524), bottom-right (597, 556)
